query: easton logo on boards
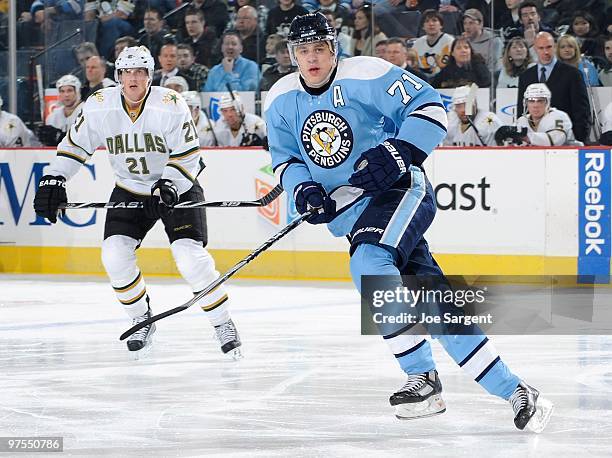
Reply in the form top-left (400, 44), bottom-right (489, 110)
top-left (301, 110), bottom-right (353, 169)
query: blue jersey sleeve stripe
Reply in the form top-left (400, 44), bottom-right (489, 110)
top-left (413, 102), bottom-right (446, 112)
top-left (408, 113), bottom-right (447, 133)
top-left (272, 157), bottom-right (305, 174)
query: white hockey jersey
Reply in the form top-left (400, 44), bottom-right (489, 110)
top-left (516, 108), bottom-right (575, 146)
top-left (46, 103), bottom-right (83, 132)
top-left (0, 111), bottom-right (39, 147)
top-left (46, 87), bottom-right (202, 195)
top-left (444, 110), bottom-right (502, 147)
top-left (200, 112), bottom-right (266, 147)
top-left (412, 33), bottom-right (454, 76)
top-left (602, 102), bottom-right (612, 134)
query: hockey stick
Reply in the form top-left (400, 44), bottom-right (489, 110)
top-left (60, 184), bottom-right (283, 209)
top-left (119, 210), bottom-right (312, 341)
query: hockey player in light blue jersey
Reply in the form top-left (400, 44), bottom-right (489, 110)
top-left (264, 12), bottom-right (553, 432)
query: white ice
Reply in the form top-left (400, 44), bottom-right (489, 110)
top-left (1, 275), bottom-right (611, 457)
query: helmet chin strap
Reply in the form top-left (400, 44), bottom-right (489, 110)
top-left (120, 78), bottom-right (152, 105)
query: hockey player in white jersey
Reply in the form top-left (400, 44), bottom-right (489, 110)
top-left (200, 92), bottom-right (266, 147)
top-left (516, 83), bottom-right (576, 146)
top-left (0, 96), bottom-right (39, 147)
top-left (182, 91), bottom-right (213, 147)
top-left (40, 75), bottom-right (84, 146)
top-left (444, 84), bottom-right (502, 147)
top-left (33, 46), bottom-right (242, 359)
top-left (265, 12), bottom-right (553, 432)
top-left (496, 83), bottom-right (577, 146)
top-left (600, 102), bottom-right (612, 145)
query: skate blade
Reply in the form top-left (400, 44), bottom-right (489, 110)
top-left (130, 338), bottom-right (154, 361)
top-left (395, 395), bottom-right (446, 420)
top-left (526, 397), bottom-right (554, 433)
top-left (225, 347), bottom-right (243, 361)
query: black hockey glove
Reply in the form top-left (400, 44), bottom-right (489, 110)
top-left (349, 139), bottom-right (413, 194)
top-left (143, 179), bottom-right (179, 220)
top-left (494, 126), bottom-right (527, 146)
top-left (294, 181), bottom-right (336, 225)
top-left (33, 175), bottom-right (67, 223)
top-left (36, 125), bottom-right (65, 146)
top-left (240, 133), bottom-right (264, 147)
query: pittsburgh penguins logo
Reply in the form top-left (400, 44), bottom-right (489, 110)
top-left (301, 110), bottom-right (354, 169)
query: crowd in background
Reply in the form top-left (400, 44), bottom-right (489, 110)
top-left (0, 0), bottom-right (611, 145)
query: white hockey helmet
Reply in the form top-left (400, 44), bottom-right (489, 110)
top-left (523, 83), bottom-right (551, 113)
top-left (114, 46), bottom-right (155, 84)
top-left (56, 74), bottom-right (82, 93)
top-left (182, 91), bottom-right (201, 108)
top-left (163, 75), bottom-right (189, 93)
top-left (219, 92), bottom-right (243, 112)
top-left (452, 85), bottom-right (471, 105)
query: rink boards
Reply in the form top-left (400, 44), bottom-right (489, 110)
top-left (0, 147), bottom-right (610, 280)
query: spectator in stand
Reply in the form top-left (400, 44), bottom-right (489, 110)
top-left (556, 34), bottom-right (601, 87)
top-left (262, 34), bottom-right (283, 72)
top-left (518, 2), bottom-right (554, 56)
top-left (323, 10), bottom-right (352, 58)
top-left (152, 43), bottom-right (179, 86)
top-left (568, 11), bottom-right (603, 59)
top-left (138, 8), bottom-right (169, 67)
top-left (494, 0), bottom-right (523, 33)
top-left (539, 0), bottom-right (574, 29)
top-left (176, 0), bottom-right (229, 38)
top-left (204, 31), bottom-right (260, 92)
top-left (81, 56), bottom-right (116, 100)
top-left (85, 0), bottom-right (135, 60)
top-left (497, 36), bottom-right (533, 88)
top-left (181, 8), bottom-right (219, 68)
top-left (304, 0), bottom-right (352, 24)
top-left (598, 37), bottom-right (612, 86)
top-left (260, 39), bottom-right (295, 91)
top-left (413, 9), bottom-right (454, 76)
top-left (462, 8), bottom-right (503, 72)
top-left (517, 31), bottom-right (591, 142)
top-left (266, 0), bottom-right (308, 37)
top-left (130, 0), bottom-right (175, 29)
top-left (235, 6), bottom-right (267, 64)
top-left (431, 36), bottom-right (491, 88)
top-left (163, 75), bottom-right (189, 93)
top-left (176, 43), bottom-right (209, 91)
top-left (75, 42), bottom-right (99, 69)
top-left (351, 4), bottom-right (388, 57)
top-left (73, 42), bottom-right (112, 81)
top-left (385, 37), bottom-right (430, 81)
top-left (0, 96), bottom-right (39, 147)
top-left (375, 40), bottom-right (388, 59)
top-left (114, 36), bottom-right (138, 62)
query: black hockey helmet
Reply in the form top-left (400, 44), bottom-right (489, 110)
top-left (287, 12), bottom-right (338, 65)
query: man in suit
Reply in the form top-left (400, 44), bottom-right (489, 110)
top-left (517, 32), bottom-right (591, 142)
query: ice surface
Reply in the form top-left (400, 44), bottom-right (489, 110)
top-left (1, 275), bottom-right (611, 457)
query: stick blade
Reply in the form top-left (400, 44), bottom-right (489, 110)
top-left (119, 304), bottom-right (188, 340)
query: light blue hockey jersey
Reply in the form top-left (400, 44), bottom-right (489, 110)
top-left (264, 56), bottom-right (448, 237)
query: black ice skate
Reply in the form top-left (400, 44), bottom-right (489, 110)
top-left (126, 307), bottom-right (156, 354)
top-left (509, 381), bottom-right (554, 433)
top-left (214, 318), bottom-right (242, 360)
top-left (390, 369), bottom-right (446, 419)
